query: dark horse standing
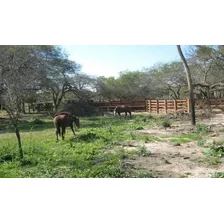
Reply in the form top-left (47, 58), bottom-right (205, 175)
top-left (53, 112), bottom-right (80, 141)
top-left (113, 105), bottom-right (132, 118)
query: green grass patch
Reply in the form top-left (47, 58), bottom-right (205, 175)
top-left (198, 157), bottom-right (221, 166)
top-left (196, 123), bottom-right (211, 133)
top-left (0, 114), bottom-right (158, 178)
top-left (213, 172), bottom-right (224, 178)
top-left (170, 132), bottom-right (205, 144)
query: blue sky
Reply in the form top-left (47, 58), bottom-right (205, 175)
top-left (63, 45), bottom-right (185, 78)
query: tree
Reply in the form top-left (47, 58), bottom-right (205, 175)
top-left (68, 73), bottom-right (97, 100)
top-left (38, 46), bottom-right (81, 111)
top-left (95, 76), bottom-right (118, 100)
top-left (0, 45), bottom-right (47, 158)
top-left (188, 45), bottom-right (224, 99)
top-left (177, 45), bottom-right (196, 125)
top-left (145, 62), bottom-right (187, 99)
top-left (95, 71), bottom-right (154, 101)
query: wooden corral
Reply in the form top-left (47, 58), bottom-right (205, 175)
top-left (146, 99), bottom-right (190, 114)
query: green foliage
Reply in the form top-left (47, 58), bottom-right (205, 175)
top-left (199, 140), bottom-right (224, 166)
top-left (197, 139), bottom-right (206, 147)
top-left (196, 123), bottom-right (211, 133)
top-left (213, 172), bottom-right (224, 178)
top-left (136, 145), bottom-right (152, 157)
top-left (198, 157), bottom-right (221, 166)
top-left (135, 126), bottom-right (144, 130)
top-left (170, 138), bottom-right (190, 144)
top-left (204, 141), bottom-right (224, 157)
top-left (130, 132), bottom-right (137, 140)
top-left (30, 119), bottom-right (45, 125)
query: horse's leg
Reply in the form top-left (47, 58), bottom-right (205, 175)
top-left (56, 125), bottom-right (60, 141)
top-left (62, 126), bottom-right (65, 140)
top-left (118, 112), bottom-right (121, 119)
top-left (56, 129), bottom-right (59, 141)
top-left (129, 111), bottom-right (132, 118)
top-left (70, 124), bottom-right (76, 136)
top-left (125, 112), bottom-right (127, 119)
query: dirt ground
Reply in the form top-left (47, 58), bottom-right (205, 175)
top-left (124, 112), bottom-right (224, 178)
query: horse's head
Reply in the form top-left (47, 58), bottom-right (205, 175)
top-left (72, 115), bottom-right (80, 128)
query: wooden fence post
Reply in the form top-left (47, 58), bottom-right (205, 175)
top-left (164, 100), bottom-right (167, 114)
top-left (146, 100), bottom-right (148, 112)
top-left (187, 98), bottom-right (190, 113)
top-left (148, 100), bottom-right (151, 113)
top-left (157, 100), bottom-right (159, 114)
top-left (174, 99), bottom-right (177, 112)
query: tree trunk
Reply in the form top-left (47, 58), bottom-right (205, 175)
top-left (177, 45), bottom-right (196, 125)
top-left (14, 125), bottom-right (24, 159)
top-left (22, 102), bottom-right (26, 114)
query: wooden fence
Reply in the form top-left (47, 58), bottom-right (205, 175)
top-left (92, 100), bottom-right (146, 112)
top-left (146, 99), bottom-right (190, 114)
top-left (93, 99), bottom-right (190, 114)
top-left (15, 98), bottom-right (224, 114)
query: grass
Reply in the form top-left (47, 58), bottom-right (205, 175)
top-left (197, 140), bottom-right (224, 167)
top-left (169, 133), bottom-right (203, 144)
top-left (196, 123), bottom-right (211, 133)
top-left (1, 113), bottom-right (220, 178)
top-left (0, 114), bottom-right (158, 178)
top-left (213, 172), bottom-right (224, 178)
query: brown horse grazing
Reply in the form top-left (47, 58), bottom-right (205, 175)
top-left (113, 105), bottom-right (132, 119)
top-left (53, 113), bottom-right (80, 141)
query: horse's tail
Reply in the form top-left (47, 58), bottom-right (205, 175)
top-left (54, 117), bottom-right (61, 136)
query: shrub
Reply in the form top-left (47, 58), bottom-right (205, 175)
top-left (136, 145), bottom-right (152, 157)
top-left (196, 123), bottom-right (211, 133)
top-left (161, 119), bottom-right (171, 128)
top-left (31, 119), bottom-right (45, 125)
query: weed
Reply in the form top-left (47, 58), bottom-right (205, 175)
top-left (130, 132), bottom-right (137, 140)
top-left (198, 157), bottom-right (221, 166)
top-left (196, 123), bottom-right (211, 133)
top-left (213, 172), bottom-right (224, 178)
top-left (135, 126), bottom-right (144, 130)
top-left (136, 145), bottom-right (152, 157)
top-left (197, 139), bottom-right (206, 147)
top-left (161, 119), bottom-right (171, 128)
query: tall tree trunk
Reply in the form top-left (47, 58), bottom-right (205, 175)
top-left (22, 102), bottom-right (26, 114)
top-left (177, 45), bottom-right (196, 125)
top-left (14, 125), bottom-right (24, 159)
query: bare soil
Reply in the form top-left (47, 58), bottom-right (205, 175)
top-left (124, 112), bottom-right (224, 178)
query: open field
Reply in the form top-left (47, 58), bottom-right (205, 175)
top-left (1, 112), bottom-right (224, 178)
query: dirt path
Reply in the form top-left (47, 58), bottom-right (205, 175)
top-left (125, 113), bottom-right (224, 178)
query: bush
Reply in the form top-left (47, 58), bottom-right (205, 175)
top-left (31, 119), bottom-right (45, 125)
top-left (161, 119), bottom-right (171, 128)
top-left (136, 145), bottom-right (152, 157)
top-left (196, 123), bottom-right (211, 133)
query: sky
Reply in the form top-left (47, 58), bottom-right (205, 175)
top-left (63, 45), bottom-right (184, 78)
